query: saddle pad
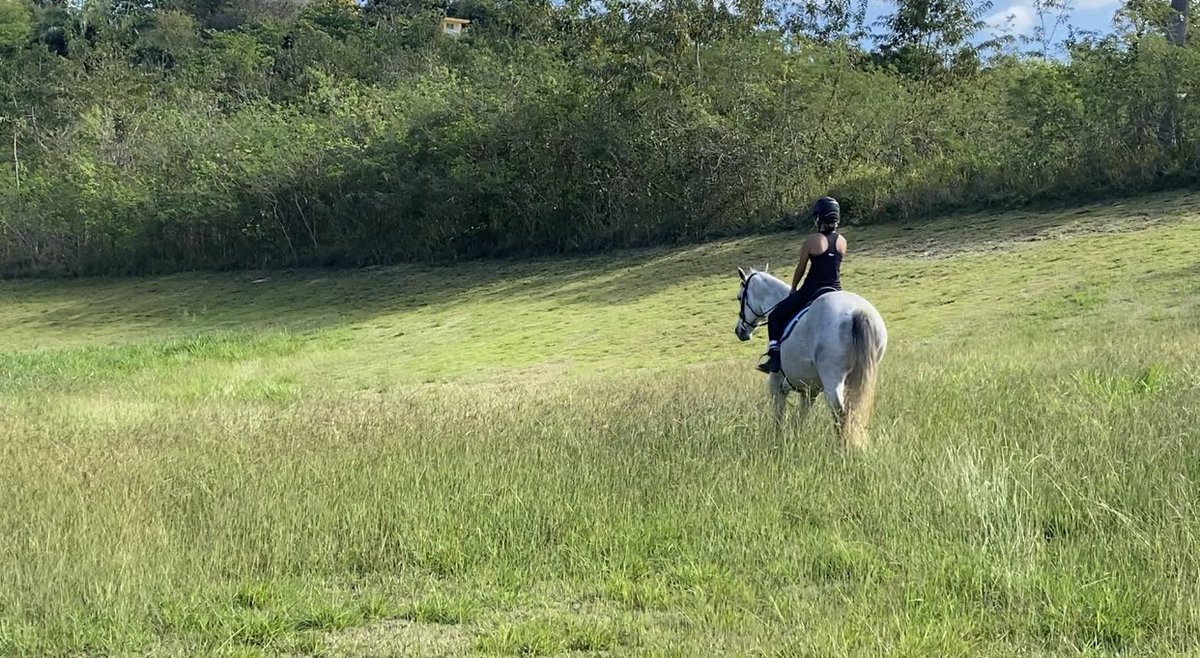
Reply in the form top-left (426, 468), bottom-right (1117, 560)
top-left (779, 306), bottom-right (811, 344)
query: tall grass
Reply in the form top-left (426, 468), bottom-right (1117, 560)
top-left (2, 199), bottom-right (1200, 655)
top-left (3, 342), bottom-right (1199, 655)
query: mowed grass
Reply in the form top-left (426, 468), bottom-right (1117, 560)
top-left (2, 191), bottom-right (1200, 656)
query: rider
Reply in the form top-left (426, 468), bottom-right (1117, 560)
top-left (757, 196), bottom-right (845, 374)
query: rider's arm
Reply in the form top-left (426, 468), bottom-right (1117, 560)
top-left (790, 237), bottom-right (812, 291)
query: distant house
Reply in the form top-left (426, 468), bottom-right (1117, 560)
top-left (440, 17), bottom-right (470, 38)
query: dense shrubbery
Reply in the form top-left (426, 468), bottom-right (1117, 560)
top-left (0, 0), bottom-right (1197, 275)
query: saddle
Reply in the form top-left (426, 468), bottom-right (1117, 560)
top-left (779, 286), bottom-right (840, 344)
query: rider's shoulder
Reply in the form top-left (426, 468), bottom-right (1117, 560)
top-left (805, 232), bottom-right (843, 251)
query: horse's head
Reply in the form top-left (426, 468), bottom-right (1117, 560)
top-left (735, 266), bottom-right (770, 341)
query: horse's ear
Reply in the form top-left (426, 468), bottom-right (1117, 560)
top-left (737, 267), bottom-right (748, 282)
top-left (764, 262), bottom-right (769, 273)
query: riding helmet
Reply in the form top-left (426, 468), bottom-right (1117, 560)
top-left (811, 196), bottom-right (840, 223)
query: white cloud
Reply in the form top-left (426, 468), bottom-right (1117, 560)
top-left (985, 3), bottom-right (1035, 34)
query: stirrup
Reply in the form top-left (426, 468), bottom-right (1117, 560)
top-left (756, 350), bottom-right (780, 374)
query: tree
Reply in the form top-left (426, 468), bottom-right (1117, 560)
top-left (0, 0), bottom-right (33, 52)
top-left (780, 0), bottom-right (868, 44)
top-left (872, 0), bottom-right (994, 80)
top-left (301, 0), bottom-right (362, 39)
top-left (1160, 0), bottom-right (1188, 149)
top-left (1167, 0), bottom-right (1187, 44)
top-left (1119, 0), bottom-right (1191, 149)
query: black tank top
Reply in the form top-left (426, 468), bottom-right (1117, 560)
top-left (803, 230), bottom-right (841, 289)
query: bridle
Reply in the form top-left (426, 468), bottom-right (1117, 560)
top-left (738, 272), bottom-right (779, 332)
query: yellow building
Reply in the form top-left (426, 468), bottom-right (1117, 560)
top-left (439, 17), bottom-right (470, 37)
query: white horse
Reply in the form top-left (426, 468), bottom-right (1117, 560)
top-left (734, 267), bottom-right (888, 448)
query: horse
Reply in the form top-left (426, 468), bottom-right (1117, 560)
top-left (734, 267), bottom-right (888, 449)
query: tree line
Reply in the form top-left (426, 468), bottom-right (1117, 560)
top-left (0, 0), bottom-right (1196, 276)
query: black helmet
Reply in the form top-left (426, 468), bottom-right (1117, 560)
top-left (811, 196), bottom-right (840, 224)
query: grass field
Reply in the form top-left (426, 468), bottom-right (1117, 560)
top-left (3, 192), bottom-right (1200, 657)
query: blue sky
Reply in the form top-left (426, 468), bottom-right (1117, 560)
top-left (861, 0), bottom-right (1123, 41)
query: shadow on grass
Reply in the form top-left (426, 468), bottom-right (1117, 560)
top-left (5, 190), bottom-right (1197, 340)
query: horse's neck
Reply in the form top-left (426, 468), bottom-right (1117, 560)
top-left (755, 273), bottom-right (791, 308)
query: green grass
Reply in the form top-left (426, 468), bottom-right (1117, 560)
top-left (2, 191), bottom-right (1200, 656)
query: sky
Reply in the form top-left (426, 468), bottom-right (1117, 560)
top-left (861, 0), bottom-right (1125, 42)
top-left (982, 0), bottom-right (1124, 37)
top-left (368, 0), bottom-right (1127, 49)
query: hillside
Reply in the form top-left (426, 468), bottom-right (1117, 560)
top-left (1, 193), bottom-right (1199, 656)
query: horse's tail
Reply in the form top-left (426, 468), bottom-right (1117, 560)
top-left (844, 308), bottom-right (883, 447)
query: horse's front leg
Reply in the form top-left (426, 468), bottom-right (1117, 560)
top-left (768, 372), bottom-right (789, 424)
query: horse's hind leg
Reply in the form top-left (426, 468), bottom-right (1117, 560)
top-left (823, 380), bottom-right (850, 449)
top-left (794, 384), bottom-right (818, 422)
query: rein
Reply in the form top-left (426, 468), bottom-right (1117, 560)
top-left (739, 272), bottom-right (783, 328)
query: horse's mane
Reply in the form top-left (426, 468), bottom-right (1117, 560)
top-left (748, 268), bottom-right (790, 294)
top-left (755, 269), bottom-right (786, 284)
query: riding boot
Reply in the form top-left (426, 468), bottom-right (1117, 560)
top-left (756, 347), bottom-right (781, 374)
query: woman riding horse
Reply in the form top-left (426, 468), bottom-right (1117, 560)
top-left (758, 196), bottom-right (846, 374)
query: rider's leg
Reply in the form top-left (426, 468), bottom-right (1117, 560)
top-left (758, 289), bottom-right (810, 373)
